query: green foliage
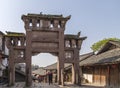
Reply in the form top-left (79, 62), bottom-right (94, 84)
top-left (91, 38), bottom-right (120, 52)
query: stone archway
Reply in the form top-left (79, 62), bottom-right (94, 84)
top-left (5, 13), bottom-right (86, 87)
top-left (22, 13), bottom-right (71, 86)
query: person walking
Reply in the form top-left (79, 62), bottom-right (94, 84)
top-left (48, 71), bottom-right (53, 85)
top-left (38, 75), bottom-right (42, 83)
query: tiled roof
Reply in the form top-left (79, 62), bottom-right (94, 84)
top-left (44, 52), bottom-right (94, 70)
top-left (5, 31), bottom-right (25, 37)
top-left (32, 67), bottom-right (46, 76)
top-left (97, 40), bottom-right (120, 54)
top-left (79, 52), bottom-right (94, 61)
top-left (44, 63), bottom-right (57, 70)
top-left (44, 62), bottom-right (71, 70)
top-left (22, 13), bottom-right (71, 20)
top-left (80, 48), bottom-right (120, 66)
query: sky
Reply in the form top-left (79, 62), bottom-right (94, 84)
top-left (0, 0), bottom-right (120, 67)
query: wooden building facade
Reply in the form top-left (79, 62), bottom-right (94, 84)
top-left (80, 40), bottom-right (120, 88)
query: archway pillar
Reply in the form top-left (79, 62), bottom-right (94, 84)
top-left (72, 63), bottom-right (76, 84)
top-left (57, 59), bottom-right (64, 85)
top-left (8, 47), bottom-right (15, 86)
top-left (72, 49), bottom-right (81, 85)
top-left (25, 31), bottom-right (32, 87)
top-left (57, 30), bottom-right (65, 85)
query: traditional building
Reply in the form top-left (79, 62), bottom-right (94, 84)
top-left (0, 31), bottom-right (8, 84)
top-left (44, 62), bottom-right (71, 83)
top-left (80, 40), bottom-right (120, 88)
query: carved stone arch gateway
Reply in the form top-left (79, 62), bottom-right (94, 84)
top-left (5, 13), bottom-right (86, 87)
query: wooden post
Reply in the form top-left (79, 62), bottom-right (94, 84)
top-left (92, 67), bottom-right (95, 83)
top-left (118, 64), bottom-right (120, 87)
top-left (106, 65), bottom-right (110, 87)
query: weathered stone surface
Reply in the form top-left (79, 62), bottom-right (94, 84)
top-left (6, 13), bottom-right (86, 87)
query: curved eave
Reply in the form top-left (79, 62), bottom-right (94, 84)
top-left (0, 31), bottom-right (5, 35)
top-left (0, 53), bottom-right (8, 59)
top-left (65, 35), bottom-right (87, 40)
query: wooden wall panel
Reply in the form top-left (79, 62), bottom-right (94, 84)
top-left (100, 67), bottom-right (106, 86)
top-left (109, 65), bottom-right (119, 88)
top-left (94, 67), bottom-right (100, 84)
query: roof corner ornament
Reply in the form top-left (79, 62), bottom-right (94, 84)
top-left (40, 12), bottom-right (42, 15)
top-left (77, 31), bottom-right (81, 37)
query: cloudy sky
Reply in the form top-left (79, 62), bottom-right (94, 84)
top-left (0, 0), bottom-right (120, 67)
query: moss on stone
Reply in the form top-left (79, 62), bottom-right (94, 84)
top-left (5, 31), bottom-right (25, 37)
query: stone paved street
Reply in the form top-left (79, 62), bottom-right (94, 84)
top-left (0, 82), bottom-right (59, 88)
top-left (0, 82), bottom-right (104, 88)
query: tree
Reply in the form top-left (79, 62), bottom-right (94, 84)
top-left (91, 38), bottom-right (120, 52)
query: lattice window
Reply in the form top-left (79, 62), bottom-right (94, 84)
top-left (65, 40), bottom-right (71, 47)
top-left (65, 52), bottom-right (72, 58)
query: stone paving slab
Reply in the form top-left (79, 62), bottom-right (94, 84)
top-left (0, 82), bottom-right (104, 88)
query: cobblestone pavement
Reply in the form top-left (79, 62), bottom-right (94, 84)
top-left (0, 82), bottom-right (104, 88)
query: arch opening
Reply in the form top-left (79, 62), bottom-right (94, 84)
top-left (32, 53), bottom-right (58, 67)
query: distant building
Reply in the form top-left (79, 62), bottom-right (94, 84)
top-left (0, 31), bottom-right (8, 76)
top-left (0, 31), bottom-right (4, 51)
